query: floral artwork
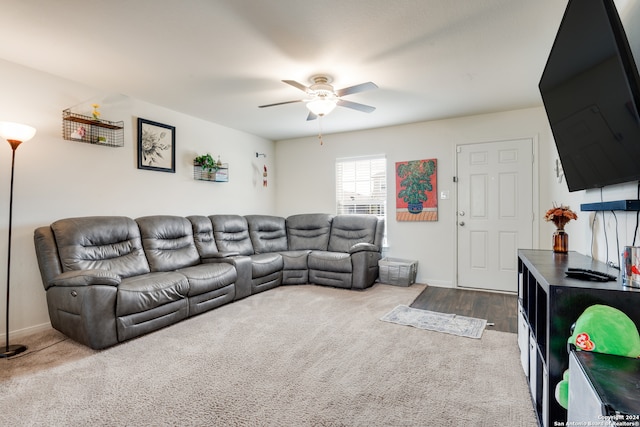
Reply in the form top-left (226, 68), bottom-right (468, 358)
top-left (137, 118), bottom-right (175, 173)
top-left (395, 158), bottom-right (438, 221)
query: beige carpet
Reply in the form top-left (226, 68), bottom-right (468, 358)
top-left (0, 284), bottom-right (537, 426)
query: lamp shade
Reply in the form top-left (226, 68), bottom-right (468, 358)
top-left (0, 122), bottom-right (36, 142)
top-left (306, 98), bottom-right (337, 116)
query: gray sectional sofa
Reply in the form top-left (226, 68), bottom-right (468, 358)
top-left (34, 213), bottom-right (384, 349)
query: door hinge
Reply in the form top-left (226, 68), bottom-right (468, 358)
top-left (453, 176), bottom-right (458, 183)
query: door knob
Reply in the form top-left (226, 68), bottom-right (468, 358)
top-left (459, 211), bottom-right (465, 216)
top-left (459, 221), bottom-right (465, 226)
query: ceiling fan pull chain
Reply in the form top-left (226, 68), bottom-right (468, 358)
top-left (318, 116), bottom-right (324, 145)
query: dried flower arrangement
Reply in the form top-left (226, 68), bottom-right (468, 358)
top-left (544, 204), bottom-right (578, 230)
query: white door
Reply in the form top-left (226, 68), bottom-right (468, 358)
top-left (456, 139), bottom-right (534, 292)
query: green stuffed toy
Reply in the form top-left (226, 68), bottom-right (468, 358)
top-left (555, 304), bottom-right (640, 410)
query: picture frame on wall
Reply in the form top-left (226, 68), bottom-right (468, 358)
top-left (137, 118), bottom-right (175, 173)
top-left (395, 158), bottom-right (438, 221)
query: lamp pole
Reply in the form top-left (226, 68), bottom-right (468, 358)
top-left (0, 122), bottom-right (35, 358)
top-left (1, 139), bottom-right (26, 358)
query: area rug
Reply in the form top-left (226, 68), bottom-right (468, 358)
top-left (381, 304), bottom-right (487, 339)
top-left (0, 283), bottom-right (536, 426)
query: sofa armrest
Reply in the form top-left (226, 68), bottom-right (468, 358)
top-left (349, 242), bottom-right (380, 254)
top-left (48, 269), bottom-right (121, 288)
top-left (201, 255), bottom-right (252, 300)
top-left (201, 251), bottom-right (240, 260)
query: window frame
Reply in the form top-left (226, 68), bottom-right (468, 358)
top-left (335, 155), bottom-right (387, 219)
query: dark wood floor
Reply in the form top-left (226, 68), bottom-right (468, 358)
top-left (410, 285), bottom-right (517, 333)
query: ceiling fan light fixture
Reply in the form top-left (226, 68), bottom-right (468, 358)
top-left (306, 96), bottom-right (337, 116)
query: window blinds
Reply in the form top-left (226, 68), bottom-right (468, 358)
top-left (335, 156), bottom-right (386, 217)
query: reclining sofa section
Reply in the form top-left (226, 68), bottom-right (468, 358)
top-left (34, 213), bottom-right (384, 349)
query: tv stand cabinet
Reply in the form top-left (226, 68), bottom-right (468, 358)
top-left (517, 249), bottom-right (640, 427)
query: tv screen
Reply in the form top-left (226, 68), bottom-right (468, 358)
top-left (539, 0), bottom-right (640, 192)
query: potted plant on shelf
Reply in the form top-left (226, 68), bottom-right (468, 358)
top-left (397, 159), bottom-right (436, 214)
top-left (194, 154), bottom-right (219, 179)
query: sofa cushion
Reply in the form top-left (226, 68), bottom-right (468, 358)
top-left (210, 215), bottom-right (254, 256)
top-left (246, 215), bottom-right (288, 254)
top-left (51, 216), bottom-right (150, 278)
top-left (308, 251), bottom-right (352, 273)
top-left (251, 253), bottom-right (284, 277)
top-left (177, 263), bottom-right (237, 296)
top-left (286, 214), bottom-right (333, 251)
top-left (136, 215), bottom-right (201, 272)
top-left (187, 215), bottom-right (219, 258)
top-left (328, 215), bottom-right (380, 253)
top-left (280, 250), bottom-right (311, 270)
top-left (117, 271), bottom-right (189, 316)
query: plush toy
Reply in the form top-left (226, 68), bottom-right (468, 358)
top-left (555, 304), bottom-right (640, 410)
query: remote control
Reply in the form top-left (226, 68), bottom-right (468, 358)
top-left (565, 268), bottom-right (617, 282)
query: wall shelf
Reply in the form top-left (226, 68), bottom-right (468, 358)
top-left (193, 163), bottom-right (228, 182)
top-left (580, 200), bottom-right (640, 211)
top-left (62, 109), bottom-right (124, 147)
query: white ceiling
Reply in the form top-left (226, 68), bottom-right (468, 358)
top-left (0, 0), bottom-right (568, 141)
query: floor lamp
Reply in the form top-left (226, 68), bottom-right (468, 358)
top-left (0, 121), bottom-right (36, 358)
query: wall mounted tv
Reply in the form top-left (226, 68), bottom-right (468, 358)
top-left (539, 0), bottom-right (640, 192)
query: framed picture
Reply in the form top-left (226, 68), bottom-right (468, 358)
top-left (137, 118), bottom-right (175, 173)
top-left (395, 158), bottom-right (438, 221)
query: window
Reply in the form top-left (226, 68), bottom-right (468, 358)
top-left (335, 155), bottom-right (387, 218)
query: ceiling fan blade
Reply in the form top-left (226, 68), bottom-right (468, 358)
top-left (336, 81), bottom-right (378, 97)
top-left (258, 100), bottom-right (303, 108)
top-left (337, 99), bottom-right (376, 113)
top-left (306, 111), bottom-right (318, 121)
top-left (283, 80), bottom-right (309, 93)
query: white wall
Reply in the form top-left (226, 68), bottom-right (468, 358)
top-left (276, 107), bottom-right (559, 287)
top-left (0, 59), bottom-right (275, 338)
top-left (3, 56), bottom-right (631, 339)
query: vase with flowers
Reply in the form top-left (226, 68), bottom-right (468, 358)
top-left (544, 204), bottom-right (578, 253)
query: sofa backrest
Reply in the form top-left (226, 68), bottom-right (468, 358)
top-left (328, 215), bottom-right (382, 253)
top-left (136, 215), bottom-right (200, 272)
top-left (50, 216), bottom-right (150, 278)
top-left (245, 215), bottom-right (288, 254)
top-left (286, 213), bottom-right (333, 251)
top-left (210, 214), bottom-right (254, 256)
top-left (187, 215), bottom-right (219, 258)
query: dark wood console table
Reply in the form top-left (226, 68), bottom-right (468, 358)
top-left (517, 249), bottom-right (640, 427)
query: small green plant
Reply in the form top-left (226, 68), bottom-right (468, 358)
top-left (194, 154), bottom-right (218, 172)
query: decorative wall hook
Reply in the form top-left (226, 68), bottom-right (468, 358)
top-left (256, 152), bottom-right (267, 158)
top-left (555, 158), bottom-right (565, 183)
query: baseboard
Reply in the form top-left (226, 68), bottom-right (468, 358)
top-left (0, 321), bottom-right (52, 341)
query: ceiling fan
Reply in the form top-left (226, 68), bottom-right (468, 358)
top-left (259, 75), bottom-right (378, 120)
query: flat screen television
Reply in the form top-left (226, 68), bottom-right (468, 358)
top-left (539, 0), bottom-right (640, 192)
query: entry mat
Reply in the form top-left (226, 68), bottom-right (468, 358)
top-left (380, 305), bottom-right (487, 339)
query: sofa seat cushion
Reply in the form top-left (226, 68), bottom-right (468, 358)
top-left (117, 272), bottom-right (189, 316)
top-left (308, 251), bottom-right (352, 273)
top-left (280, 250), bottom-right (311, 270)
top-left (250, 253), bottom-right (284, 277)
top-left (177, 263), bottom-right (237, 296)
